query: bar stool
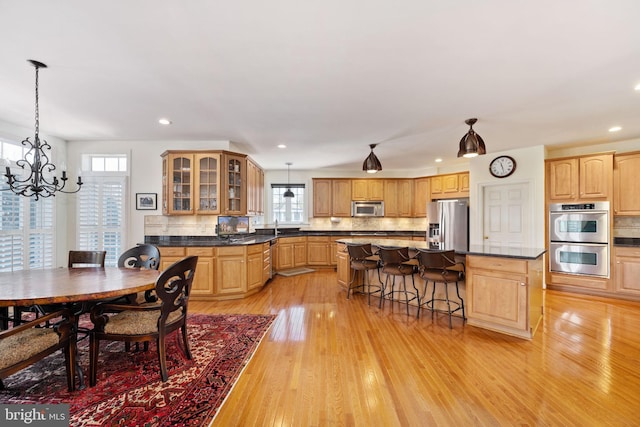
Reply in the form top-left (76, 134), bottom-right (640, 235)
top-left (377, 246), bottom-right (419, 316)
top-left (415, 249), bottom-right (466, 328)
top-left (346, 243), bottom-right (382, 305)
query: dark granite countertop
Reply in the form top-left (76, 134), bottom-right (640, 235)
top-left (145, 230), bottom-right (424, 247)
top-left (336, 237), bottom-right (545, 260)
top-left (613, 237), bottom-right (640, 247)
top-left (145, 235), bottom-right (277, 247)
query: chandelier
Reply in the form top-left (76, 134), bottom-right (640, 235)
top-left (3, 60), bottom-right (82, 200)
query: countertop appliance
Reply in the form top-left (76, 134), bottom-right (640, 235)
top-left (351, 201), bottom-right (384, 217)
top-left (427, 200), bottom-right (469, 252)
top-left (549, 202), bottom-right (609, 277)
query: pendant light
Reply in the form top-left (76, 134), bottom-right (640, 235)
top-left (3, 60), bottom-right (83, 200)
top-left (363, 144), bottom-right (382, 173)
top-left (283, 162), bottom-right (294, 198)
top-left (457, 118), bottom-right (487, 158)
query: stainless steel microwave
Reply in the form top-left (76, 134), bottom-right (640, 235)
top-left (351, 201), bottom-right (384, 217)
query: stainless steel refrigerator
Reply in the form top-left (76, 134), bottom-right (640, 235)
top-left (426, 200), bottom-right (469, 251)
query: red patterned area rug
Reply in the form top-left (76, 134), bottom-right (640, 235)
top-left (0, 313), bottom-right (275, 426)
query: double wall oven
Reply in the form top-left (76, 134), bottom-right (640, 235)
top-left (549, 202), bottom-right (610, 277)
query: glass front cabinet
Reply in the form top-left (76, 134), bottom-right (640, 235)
top-left (162, 151), bottom-right (256, 216)
top-left (224, 153), bottom-right (247, 215)
top-left (162, 152), bottom-right (195, 215)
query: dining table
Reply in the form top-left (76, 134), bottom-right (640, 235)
top-left (0, 267), bottom-right (160, 308)
top-left (0, 266), bottom-right (161, 388)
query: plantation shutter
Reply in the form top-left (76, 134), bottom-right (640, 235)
top-left (0, 182), bottom-right (54, 271)
top-left (27, 196), bottom-right (54, 269)
top-left (77, 176), bottom-right (126, 267)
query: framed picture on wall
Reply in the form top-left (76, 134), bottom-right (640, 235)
top-left (136, 193), bottom-right (157, 210)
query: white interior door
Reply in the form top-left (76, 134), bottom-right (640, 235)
top-left (482, 182), bottom-right (531, 249)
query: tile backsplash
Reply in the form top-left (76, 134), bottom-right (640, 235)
top-left (614, 216), bottom-right (640, 238)
top-left (144, 215), bottom-right (426, 236)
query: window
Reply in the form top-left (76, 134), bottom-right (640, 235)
top-left (77, 155), bottom-right (128, 267)
top-left (272, 184), bottom-right (305, 224)
top-left (0, 139), bottom-right (55, 272)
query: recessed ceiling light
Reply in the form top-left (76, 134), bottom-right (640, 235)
top-left (635, 83), bottom-right (640, 91)
top-left (277, 144), bottom-right (287, 148)
top-left (609, 126), bottom-right (622, 132)
top-left (158, 118), bottom-right (172, 125)
top-left (435, 158), bottom-right (443, 163)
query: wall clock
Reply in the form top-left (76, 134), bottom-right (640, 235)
top-left (489, 155), bottom-right (516, 178)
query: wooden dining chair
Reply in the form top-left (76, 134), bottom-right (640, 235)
top-left (68, 250), bottom-right (107, 268)
top-left (117, 244), bottom-right (161, 304)
top-left (118, 244), bottom-right (161, 270)
top-left (0, 308), bottom-right (76, 392)
top-left (88, 255), bottom-right (198, 386)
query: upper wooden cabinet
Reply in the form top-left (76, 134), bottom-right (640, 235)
top-left (413, 177), bottom-right (430, 217)
top-left (547, 154), bottom-right (612, 202)
top-left (429, 172), bottom-right (469, 200)
top-left (313, 179), bottom-right (332, 217)
top-left (162, 150), bottom-right (262, 216)
top-left (246, 158), bottom-right (264, 216)
top-left (614, 152), bottom-right (640, 215)
top-left (162, 152), bottom-right (194, 215)
top-left (313, 178), bottom-right (352, 217)
top-left (351, 179), bottom-right (384, 201)
top-left (384, 179), bottom-right (413, 217)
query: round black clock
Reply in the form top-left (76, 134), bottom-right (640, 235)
top-left (489, 155), bottom-right (516, 178)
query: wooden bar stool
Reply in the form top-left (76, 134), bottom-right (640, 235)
top-left (415, 249), bottom-right (466, 328)
top-left (346, 243), bottom-right (382, 305)
top-left (377, 246), bottom-right (419, 316)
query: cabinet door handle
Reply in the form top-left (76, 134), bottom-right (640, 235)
top-left (520, 282), bottom-right (526, 286)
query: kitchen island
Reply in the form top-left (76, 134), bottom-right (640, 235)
top-left (336, 238), bottom-right (546, 339)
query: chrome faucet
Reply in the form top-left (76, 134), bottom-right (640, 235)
top-left (274, 219), bottom-right (279, 236)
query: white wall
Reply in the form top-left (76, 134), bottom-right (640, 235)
top-left (66, 140), bottom-right (233, 248)
top-left (468, 145), bottom-right (546, 249)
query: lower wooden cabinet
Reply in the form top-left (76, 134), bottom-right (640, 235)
top-left (247, 244), bottom-right (264, 291)
top-left (187, 247), bottom-right (215, 297)
top-left (307, 236), bottom-right (331, 266)
top-left (614, 247), bottom-right (640, 297)
top-left (158, 243), bottom-right (270, 301)
top-left (466, 254), bottom-right (543, 340)
top-left (336, 243), bottom-right (350, 287)
top-left (276, 236), bottom-right (307, 270)
top-left (215, 246), bottom-right (246, 297)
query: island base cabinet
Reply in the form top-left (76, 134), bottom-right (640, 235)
top-left (466, 255), bottom-right (543, 340)
top-left (336, 243), bottom-right (350, 288)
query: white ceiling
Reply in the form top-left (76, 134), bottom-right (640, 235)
top-left (2, 1), bottom-right (640, 172)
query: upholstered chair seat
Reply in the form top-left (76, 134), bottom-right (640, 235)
top-left (0, 309), bottom-right (76, 392)
top-left (0, 328), bottom-right (60, 369)
top-left (103, 309), bottom-right (182, 335)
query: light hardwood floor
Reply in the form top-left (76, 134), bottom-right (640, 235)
top-left (190, 270), bottom-right (640, 427)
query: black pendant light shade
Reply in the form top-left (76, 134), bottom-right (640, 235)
top-left (284, 162), bottom-right (294, 198)
top-left (457, 118), bottom-right (486, 158)
top-left (363, 144), bottom-right (382, 173)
